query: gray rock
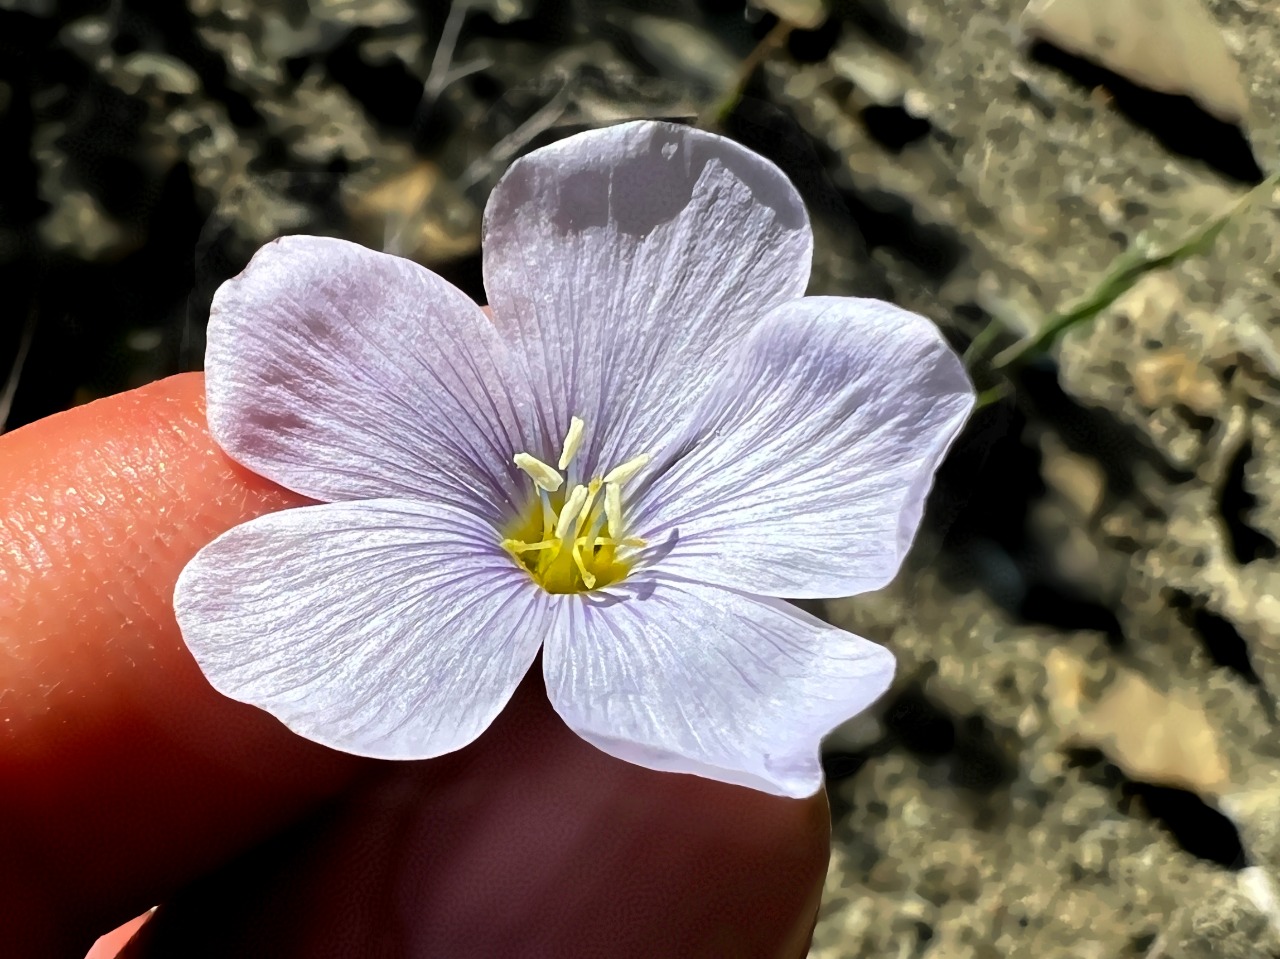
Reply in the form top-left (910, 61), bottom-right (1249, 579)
top-left (774, 0), bottom-right (1280, 954)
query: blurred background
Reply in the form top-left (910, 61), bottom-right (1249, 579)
top-left (3, 0), bottom-right (1279, 955)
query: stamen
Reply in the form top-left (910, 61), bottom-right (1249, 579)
top-left (605, 482), bottom-right (623, 537)
top-left (554, 484), bottom-right (589, 540)
top-left (514, 452), bottom-right (564, 492)
top-left (507, 418), bottom-right (650, 594)
top-left (538, 488), bottom-right (555, 539)
top-left (558, 416), bottom-right (585, 470)
top-left (582, 502), bottom-right (608, 545)
top-left (575, 478), bottom-right (603, 537)
top-left (502, 539), bottom-right (556, 554)
top-left (571, 539), bottom-right (596, 589)
top-left (603, 453), bottom-right (651, 485)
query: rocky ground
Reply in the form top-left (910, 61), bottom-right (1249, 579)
top-left (2, 0), bottom-right (1278, 956)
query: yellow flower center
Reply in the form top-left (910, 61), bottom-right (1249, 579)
top-left (502, 416), bottom-right (649, 594)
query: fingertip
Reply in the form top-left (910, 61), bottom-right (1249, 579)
top-left (0, 374), bottom-right (365, 949)
top-left (84, 912), bottom-right (152, 959)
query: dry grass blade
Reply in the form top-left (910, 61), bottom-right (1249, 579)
top-left (0, 306), bottom-right (37, 435)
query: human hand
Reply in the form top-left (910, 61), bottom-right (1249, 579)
top-left (0, 373), bottom-right (829, 959)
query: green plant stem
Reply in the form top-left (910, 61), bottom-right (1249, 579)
top-left (961, 313), bottom-right (1005, 371)
top-left (972, 382), bottom-right (1012, 412)
top-left (699, 19), bottom-right (794, 129)
top-left (989, 172), bottom-right (1279, 372)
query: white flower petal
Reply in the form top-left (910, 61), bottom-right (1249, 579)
top-left (207, 235), bottom-right (534, 522)
top-left (174, 499), bottom-right (545, 760)
top-left (482, 120), bottom-right (812, 475)
top-left (542, 575), bottom-right (895, 798)
top-left (634, 297), bottom-right (974, 598)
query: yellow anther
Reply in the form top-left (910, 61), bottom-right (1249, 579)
top-left (554, 484), bottom-right (589, 540)
top-left (605, 483), bottom-right (623, 537)
top-left (513, 452), bottom-right (564, 492)
top-left (603, 453), bottom-right (650, 485)
top-left (558, 416), bottom-right (585, 470)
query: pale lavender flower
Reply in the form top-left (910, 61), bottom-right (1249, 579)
top-left (174, 120), bottom-right (973, 798)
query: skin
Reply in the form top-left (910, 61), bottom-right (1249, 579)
top-left (0, 373), bottom-right (829, 959)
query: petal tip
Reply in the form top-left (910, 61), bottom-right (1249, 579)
top-left (483, 119), bottom-right (811, 244)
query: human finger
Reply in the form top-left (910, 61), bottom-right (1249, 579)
top-left (0, 374), bottom-right (368, 958)
top-left (123, 672), bottom-right (829, 959)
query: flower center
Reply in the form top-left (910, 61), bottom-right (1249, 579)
top-left (502, 416), bottom-right (649, 594)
